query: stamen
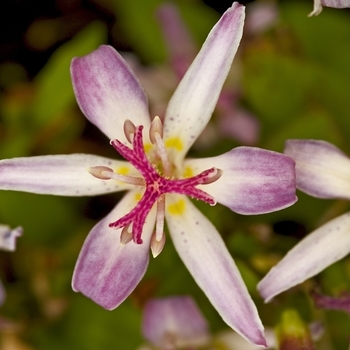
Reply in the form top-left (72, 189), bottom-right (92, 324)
top-left (124, 119), bottom-right (136, 143)
top-left (120, 224), bottom-right (133, 245)
top-left (155, 195), bottom-right (166, 242)
top-left (88, 166), bottom-right (114, 180)
top-left (149, 116), bottom-right (163, 144)
top-left (89, 166), bottom-right (145, 186)
top-left (149, 116), bottom-right (172, 176)
top-left (150, 231), bottom-right (166, 258)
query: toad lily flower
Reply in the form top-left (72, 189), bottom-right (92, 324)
top-left (0, 2), bottom-right (296, 346)
top-left (258, 140), bottom-right (350, 302)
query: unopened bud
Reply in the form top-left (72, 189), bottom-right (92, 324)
top-left (276, 309), bottom-right (316, 350)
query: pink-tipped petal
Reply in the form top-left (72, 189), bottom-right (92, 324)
top-left (285, 139), bottom-right (350, 200)
top-left (72, 191), bottom-right (156, 310)
top-left (163, 3), bottom-right (245, 164)
top-left (142, 296), bottom-right (210, 348)
top-left (71, 45), bottom-right (151, 142)
top-left (0, 154), bottom-right (134, 196)
top-left (185, 147), bottom-right (297, 215)
top-left (258, 212), bottom-right (350, 302)
top-left (165, 195), bottom-right (266, 346)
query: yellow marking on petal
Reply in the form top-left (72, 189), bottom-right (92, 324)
top-left (116, 166), bottom-right (130, 175)
top-left (183, 166), bottom-right (194, 178)
top-left (134, 192), bottom-right (142, 202)
top-left (167, 199), bottom-right (186, 215)
top-left (165, 137), bottom-right (183, 151)
top-left (144, 143), bottom-right (152, 153)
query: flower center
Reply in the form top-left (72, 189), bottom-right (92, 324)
top-left (89, 118), bottom-right (222, 255)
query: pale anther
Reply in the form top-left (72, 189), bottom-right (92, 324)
top-left (124, 119), bottom-right (136, 143)
top-left (89, 166), bottom-right (145, 186)
top-left (149, 116), bottom-right (163, 144)
top-left (120, 224), bottom-right (133, 245)
top-left (150, 231), bottom-right (166, 258)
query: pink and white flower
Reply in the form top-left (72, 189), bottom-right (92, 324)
top-left (258, 140), bottom-right (350, 302)
top-left (0, 3), bottom-right (297, 345)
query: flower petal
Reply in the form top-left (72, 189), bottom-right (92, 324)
top-left (285, 139), bottom-right (350, 200)
top-left (185, 147), bottom-right (297, 215)
top-left (165, 195), bottom-right (266, 347)
top-left (0, 154), bottom-right (134, 196)
top-left (142, 296), bottom-right (210, 348)
top-left (0, 225), bottom-right (22, 252)
top-left (258, 212), bottom-right (350, 302)
top-left (71, 45), bottom-right (151, 142)
top-left (72, 190), bottom-right (156, 309)
top-left (309, 0), bottom-right (350, 16)
top-left (163, 3), bottom-right (245, 164)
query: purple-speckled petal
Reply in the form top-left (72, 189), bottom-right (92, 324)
top-left (163, 3), bottom-right (245, 165)
top-left (185, 147), bottom-right (297, 215)
top-left (0, 225), bottom-right (22, 252)
top-left (285, 139), bottom-right (350, 200)
top-left (142, 296), bottom-right (210, 348)
top-left (0, 154), bottom-right (135, 196)
top-left (71, 45), bottom-right (151, 142)
top-left (165, 195), bottom-right (266, 346)
top-left (258, 212), bottom-right (350, 302)
top-left (72, 191), bottom-right (156, 309)
top-left (310, 0), bottom-right (350, 15)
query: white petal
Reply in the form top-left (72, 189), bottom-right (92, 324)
top-left (258, 212), bottom-right (350, 302)
top-left (163, 3), bottom-right (245, 164)
top-left (285, 139), bottom-right (350, 199)
top-left (165, 195), bottom-right (266, 347)
top-left (0, 154), bottom-right (135, 196)
top-left (71, 45), bottom-right (151, 142)
top-left (72, 190), bottom-right (156, 309)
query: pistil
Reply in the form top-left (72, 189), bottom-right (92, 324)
top-left (89, 120), bottom-right (222, 250)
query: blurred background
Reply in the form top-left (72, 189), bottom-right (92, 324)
top-left (0, 0), bottom-right (350, 349)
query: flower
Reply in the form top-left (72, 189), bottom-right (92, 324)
top-left (0, 3), bottom-right (297, 345)
top-left (258, 139), bottom-right (350, 302)
top-left (140, 296), bottom-right (210, 350)
top-left (309, 0), bottom-right (350, 16)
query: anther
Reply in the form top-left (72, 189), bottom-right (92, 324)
top-left (149, 116), bottom-right (163, 144)
top-left (150, 231), bottom-right (166, 258)
top-left (88, 166), bottom-right (114, 180)
top-left (120, 224), bottom-right (133, 245)
top-left (124, 119), bottom-right (136, 143)
top-left (89, 166), bottom-right (145, 186)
